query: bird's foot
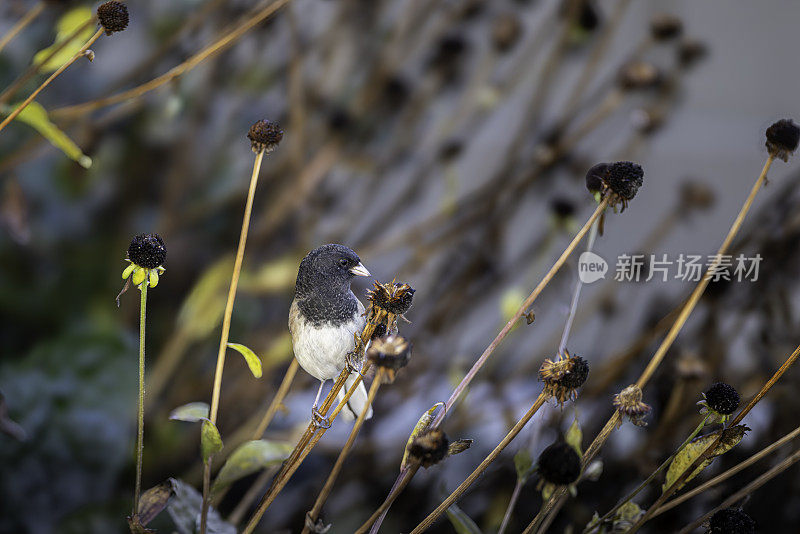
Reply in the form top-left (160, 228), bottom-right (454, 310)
top-left (311, 407), bottom-right (331, 429)
top-left (345, 349), bottom-right (364, 376)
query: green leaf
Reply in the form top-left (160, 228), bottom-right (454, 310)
top-left (212, 440), bottom-right (293, 490)
top-left (166, 478), bottom-right (236, 534)
top-left (445, 502), bottom-right (483, 534)
top-left (566, 418), bottom-right (583, 457)
top-left (201, 419), bottom-right (224, 463)
top-left (168, 402), bottom-right (209, 423)
top-left (32, 7), bottom-right (94, 73)
top-left (514, 449), bottom-right (534, 482)
top-left (662, 425), bottom-right (749, 492)
top-left (177, 256), bottom-right (233, 339)
top-left (227, 342), bottom-right (262, 378)
top-left (6, 101), bottom-right (91, 168)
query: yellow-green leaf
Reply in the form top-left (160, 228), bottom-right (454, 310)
top-left (212, 440), bottom-right (293, 490)
top-left (32, 7), bottom-right (94, 73)
top-left (169, 402), bottom-right (209, 423)
top-left (663, 425), bottom-right (748, 492)
top-left (227, 342), bottom-right (262, 378)
top-left (566, 418), bottom-right (583, 457)
top-left (514, 449), bottom-right (534, 482)
top-left (177, 256), bottom-right (234, 339)
top-left (201, 419), bottom-right (223, 463)
top-left (7, 101), bottom-right (91, 168)
top-left (401, 402), bottom-right (444, 470)
top-left (445, 503), bottom-right (483, 534)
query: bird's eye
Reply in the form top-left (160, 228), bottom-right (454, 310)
top-left (339, 258), bottom-right (348, 267)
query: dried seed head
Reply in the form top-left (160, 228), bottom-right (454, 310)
top-left (707, 508), bottom-right (756, 534)
top-left (765, 118), bottom-right (800, 162)
top-left (704, 382), bottom-right (740, 415)
top-left (605, 161), bottom-right (644, 200)
top-left (537, 442), bottom-right (581, 486)
top-left (539, 351), bottom-right (589, 406)
top-left (247, 119), bottom-right (283, 154)
top-left (127, 233), bottom-right (166, 269)
top-left (561, 0), bottom-right (601, 33)
top-left (618, 60), bottom-right (662, 91)
top-left (409, 428), bottom-right (449, 468)
top-left (677, 38), bottom-right (708, 69)
top-left (97, 1), bottom-right (129, 35)
top-left (367, 281), bottom-right (415, 316)
top-left (650, 14), bottom-right (683, 41)
top-left (491, 13), bottom-right (522, 53)
top-left (585, 162), bottom-right (609, 194)
top-left (550, 197), bottom-right (576, 221)
top-left (367, 335), bottom-right (412, 381)
top-left (613, 385), bottom-right (652, 427)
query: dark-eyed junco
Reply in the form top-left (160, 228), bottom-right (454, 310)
top-left (289, 244), bottom-right (373, 425)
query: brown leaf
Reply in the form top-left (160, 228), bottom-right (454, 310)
top-left (137, 479), bottom-right (177, 525)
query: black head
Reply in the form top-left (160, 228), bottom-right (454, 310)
top-left (295, 244), bottom-right (370, 297)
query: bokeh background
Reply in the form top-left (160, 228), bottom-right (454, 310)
top-left (1, 0), bottom-right (800, 533)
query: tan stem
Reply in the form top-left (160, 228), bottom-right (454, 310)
top-left (0, 2), bottom-right (44, 54)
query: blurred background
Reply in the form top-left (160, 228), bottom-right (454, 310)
top-left (1, 0), bottom-right (800, 533)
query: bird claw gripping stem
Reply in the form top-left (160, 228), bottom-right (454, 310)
top-left (311, 407), bottom-right (332, 430)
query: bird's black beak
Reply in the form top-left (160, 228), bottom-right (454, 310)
top-left (349, 262), bottom-right (371, 277)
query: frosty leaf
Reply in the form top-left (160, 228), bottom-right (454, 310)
top-left (663, 425), bottom-right (749, 492)
top-left (213, 440), bottom-right (292, 490)
top-left (32, 7), bottom-right (94, 73)
top-left (227, 342), bottom-right (262, 378)
top-left (201, 419), bottom-right (223, 463)
top-left (168, 402), bottom-right (209, 423)
top-left (6, 101), bottom-right (91, 168)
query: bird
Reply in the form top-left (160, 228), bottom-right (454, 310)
top-left (289, 244), bottom-right (374, 425)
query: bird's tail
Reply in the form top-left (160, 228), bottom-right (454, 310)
top-left (337, 373), bottom-right (373, 421)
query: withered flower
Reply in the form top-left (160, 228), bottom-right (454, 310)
top-left (613, 385), bottom-right (652, 427)
top-left (367, 281), bottom-right (415, 316)
top-left (97, 1), bottom-right (129, 35)
top-left (367, 335), bottom-right (412, 382)
top-left (537, 442), bottom-right (581, 486)
top-left (539, 351), bottom-right (589, 406)
top-left (247, 119), bottom-right (284, 154)
top-left (585, 161), bottom-right (644, 211)
top-left (765, 118), bottom-right (800, 162)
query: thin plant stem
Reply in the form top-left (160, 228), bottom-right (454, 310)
top-left (0, 1), bottom-right (44, 54)
top-left (253, 359), bottom-right (299, 438)
top-left (584, 415), bottom-right (711, 533)
top-left (228, 465), bottom-right (279, 525)
top-left (526, 155), bottom-right (777, 532)
top-left (50, 0), bottom-right (293, 120)
top-left (676, 448), bottom-right (800, 534)
top-left (133, 280), bottom-right (148, 516)
top-left (626, 341), bottom-right (800, 534)
top-left (302, 368), bottom-right (386, 533)
top-left (362, 199), bottom-right (609, 533)
top-left (200, 148), bottom-right (266, 533)
top-left (558, 218), bottom-right (599, 355)
top-left (409, 393), bottom-right (548, 534)
top-left (651, 424), bottom-right (800, 518)
top-left (0, 16), bottom-right (96, 105)
top-left (0, 28), bottom-right (103, 134)
top-left (497, 474), bottom-right (525, 534)
top-left (356, 465), bottom-right (419, 534)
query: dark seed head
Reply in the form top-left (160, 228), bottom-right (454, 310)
top-left (707, 508), bottom-right (756, 534)
top-left (368, 282), bottom-right (415, 315)
top-left (367, 335), bottom-right (412, 371)
top-left (765, 118), bottom-right (800, 162)
top-left (604, 161), bottom-right (644, 200)
top-left (650, 13), bottom-right (683, 41)
top-left (559, 355), bottom-right (589, 389)
top-left (618, 60), bottom-right (662, 91)
top-left (585, 162), bottom-right (608, 194)
top-left (97, 1), bottom-right (129, 35)
top-left (550, 197), bottom-right (576, 220)
top-left (705, 382), bottom-right (740, 415)
top-left (247, 119), bottom-right (283, 153)
top-left (127, 233), bottom-right (166, 269)
top-left (409, 429), bottom-right (449, 468)
top-left (538, 442), bottom-right (581, 485)
top-left (677, 38), bottom-right (708, 69)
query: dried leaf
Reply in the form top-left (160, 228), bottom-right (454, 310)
top-left (32, 7), bottom-right (94, 72)
top-left (168, 402), bottom-right (209, 423)
top-left (445, 502), bottom-right (483, 534)
top-left (566, 418), bottom-right (583, 456)
top-left (401, 402), bottom-right (444, 470)
top-left (201, 419), bottom-right (224, 463)
top-left (663, 425), bottom-right (749, 492)
top-left (6, 101), bottom-right (91, 167)
top-left (127, 515), bottom-right (154, 533)
top-left (166, 478), bottom-right (235, 534)
top-left (514, 449), bottom-right (534, 482)
top-left (213, 440), bottom-right (292, 490)
top-left (137, 479), bottom-right (176, 525)
top-left (447, 439), bottom-right (473, 457)
top-left (227, 342), bottom-right (262, 378)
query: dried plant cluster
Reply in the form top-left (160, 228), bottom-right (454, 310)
top-left (1, 2), bottom-right (800, 534)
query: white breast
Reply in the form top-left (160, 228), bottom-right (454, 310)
top-left (289, 300), bottom-right (366, 381)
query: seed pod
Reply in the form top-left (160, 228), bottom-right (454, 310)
top-left (537, 442), bottom-right (581, 485)
top-left (539, 351), bottom-right (589, 406)
top-left (704, 382), bottom-right (740, 415)
top-left (247, 119), bottom-right (283, 154)
top-left (367, 335), bottom-right (412, 382)
top-left (128, 234), bottom-right (166, 270)
top-left (613, 385), bottom-right (651, 427)
top-left (409, 428), bottom-right (449, 468)
top-left (367, 281), bottom-right (415, 316)
top-left (97, 1), bottom-right (129, 35)
top-left (765, 118), bottom-right (800, 162)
